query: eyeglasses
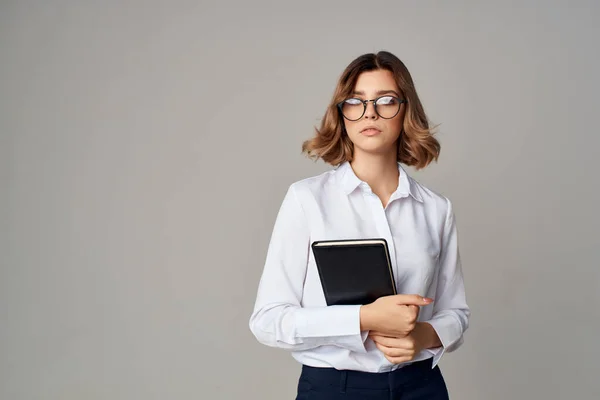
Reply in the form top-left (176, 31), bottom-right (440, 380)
top-left (336, 95), bottom-right (407, 121)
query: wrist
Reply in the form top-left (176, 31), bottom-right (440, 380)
top-left (414, 322), bottom-right (442, 349)
top-left (359, 305), bottom-right (373, 331)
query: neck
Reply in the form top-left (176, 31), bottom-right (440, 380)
top-left (349, 148), bottom-right (399, 194)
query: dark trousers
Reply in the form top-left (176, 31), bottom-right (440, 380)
top-left (295, 358), bottom-right (449, 400)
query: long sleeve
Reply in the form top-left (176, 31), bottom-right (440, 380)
top-left (249, 184), bottom-right (369, 353)
top-left (425, 197), bottom-right (471, 368)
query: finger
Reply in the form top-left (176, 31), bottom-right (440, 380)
top-left (371, 335), bottom-right (405, 348)
top-left (374, 342), bottom-right (411, 358)
top-left (370, 331), bottom-right (399, 338)
top-left (374, 341), bottom-right (397, 356)
top-left (370, 330), bottom-right (409, 339)
top-left (385, 335), bottom-right (413, 349)
top-left (376, 342), bottom-right (416, 362)
top-left (370, 335), bottom-right (385, 345)
top-left (391, 294), bottom-right (434, 306)
top-left (407, 304), bottom-right (421, 318)
top-left (369, 334), bottom-right (387, 344)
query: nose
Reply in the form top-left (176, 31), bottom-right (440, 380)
top-left (364, 100), bottom-right (378, 119)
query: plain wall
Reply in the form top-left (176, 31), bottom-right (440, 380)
top-left (1, 1), bottom-right (599, 398)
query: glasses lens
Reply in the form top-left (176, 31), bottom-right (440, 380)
top-left (340, 98), bottom-right (364, 121)
top-left (375, 96), bottom-right (401, 119)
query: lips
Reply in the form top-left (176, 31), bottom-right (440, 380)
top-left (360, 126), bottom-right (381, 133)
top-left (360, 127), bottom-right (382, 136)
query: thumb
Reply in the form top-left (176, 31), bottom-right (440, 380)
top-left (391, 294), bottom-right (434, 306)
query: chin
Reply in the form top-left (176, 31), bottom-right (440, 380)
top-left (350, 135), bottom-right (389, 150)
top-left (354, 143), bottom-right (396, 156)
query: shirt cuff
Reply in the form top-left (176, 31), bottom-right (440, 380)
top-left (425, 313), bottom-right (464, 368)
top-left (295, 304), bottom-right (369, 353)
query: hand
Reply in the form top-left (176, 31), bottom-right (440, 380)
top-left (369, 329), bottom-right (425, 364)
top-left (359, 294), bottom-right (433, 336)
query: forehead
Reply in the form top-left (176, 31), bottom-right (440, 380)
top-left (353, 69), bottom-right (399, 94)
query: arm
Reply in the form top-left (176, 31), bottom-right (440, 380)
top-left (422, 197), bottom-right (471, 368)
top-left (248, 184), bottom-right (369, 353)
top-left (412, 321), bottom-right (442, 348)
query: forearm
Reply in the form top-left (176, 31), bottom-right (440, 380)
top-left (414, 321), bottom-right (442, 349)
top-left (359, 304), bottom-right (373, 331)
top-left (250, 303), bottom-right (369, 353)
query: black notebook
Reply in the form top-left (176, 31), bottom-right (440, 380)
top-left (311, 238), bottom-right (396, 306)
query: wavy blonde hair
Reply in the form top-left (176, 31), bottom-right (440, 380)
top-left (302, 51), bottom-right (440, 169)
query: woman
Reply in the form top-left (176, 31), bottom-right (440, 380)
top-left (249, 51), bottom-right (470, 399)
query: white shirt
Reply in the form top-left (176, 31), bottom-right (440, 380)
top-left (249, 161), bottom-right (470, 373)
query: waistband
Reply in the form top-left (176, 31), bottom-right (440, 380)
top-left (300, 358), bottom-right (436, 391)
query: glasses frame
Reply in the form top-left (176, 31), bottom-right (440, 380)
top-left (336, 95), bottom-right (407, 121)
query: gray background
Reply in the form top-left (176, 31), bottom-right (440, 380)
top-left (1, 1), bottom-right (599, 399)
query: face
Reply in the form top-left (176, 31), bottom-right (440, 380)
top-left (341, 69), bottom-right (405, 157)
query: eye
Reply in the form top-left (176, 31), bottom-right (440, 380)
top-left (376, 96), bottom-right (397, 105)
top-left (344, 98), bottom-right (363, 106)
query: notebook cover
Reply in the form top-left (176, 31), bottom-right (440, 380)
top-left (311, 238), bottom-right (396, 306)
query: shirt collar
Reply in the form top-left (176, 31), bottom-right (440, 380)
top-left (335, 161), bottom-right (423, 202)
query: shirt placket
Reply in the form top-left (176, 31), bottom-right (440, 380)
top-left (361, 184), bottom-right (399, 287)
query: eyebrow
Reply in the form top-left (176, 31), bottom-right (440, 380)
top-left (352, 90), bottom-right (400, 97)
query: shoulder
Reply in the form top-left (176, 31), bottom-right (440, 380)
top-left (286, 166), bottom-right (339, 199)
top-left (405, 172), bottom-right (454, 222)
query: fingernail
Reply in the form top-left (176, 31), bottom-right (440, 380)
top-left (424, 297), bottom-right (434, 303)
